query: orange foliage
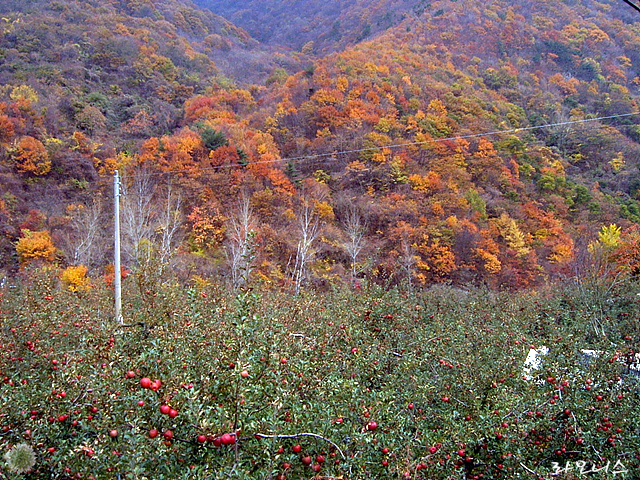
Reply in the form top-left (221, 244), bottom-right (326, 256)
top-left (548, 73), bottom-right (580, 96)
top-left (612, 226), bottom-right (640, 276)
top-left (469, 138), bottom-right (502, 183)
top-left (0, 113), bottom-right (15, 144)
top-left (408, 171), bottom-right (443, 193)
top-left (209, 144), bottom-right (240, 167)
top-left (156, 128), bottom-right (206, 173)
top-left (474, 248), bottom-right (502, 274)
top-left (187, 205), bottom-right (226, 252)
top-left (184, 89), bottom-right (255, 123)
top-left (184, 95), bottom-right (217, 123)
top-left (16, 230), bottom-right (56, 265)
top-left (13, 136), bottom-right (50, 175)
top-left (103, 264), bottom-right (130, 288)
top-left (71, 131), bottom-right (100, 156)
top-left (138, 137), bottom-right (164, 165)
top-left (414, 235), bottom-right (457, 283)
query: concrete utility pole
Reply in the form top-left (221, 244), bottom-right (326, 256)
top-left (114, 170), bottom-right (123, 324)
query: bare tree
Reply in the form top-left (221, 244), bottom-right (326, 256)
top-left (342, 204), bottom-right (367, 280)
top-left (119, 170), bottom-right (183, 292)
top-left (291, 199), bottom-right (320, 294)
top-left (399, 237), bottom-right (417, 291)
top-left (227, 194), bottom-right (257, 289)
top-left (157, 183), bottom-right (183, 266)
top-left (120, 170), bottom-right (156, 266)
top-left (61, 197), bottom-right (105, 269)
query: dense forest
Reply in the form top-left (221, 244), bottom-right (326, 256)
top-left (1, 0), bottom-right (640, 292)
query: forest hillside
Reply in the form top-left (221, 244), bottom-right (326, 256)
top-left (1, 0), bottom-right (640, 291)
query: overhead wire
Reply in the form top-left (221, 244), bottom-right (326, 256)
top-left (621, 0), bottom-right (640, 15)
top-left (115, 110), bottom-right (640, 180)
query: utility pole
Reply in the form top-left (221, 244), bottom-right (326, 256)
top-left (114, 170), bottom-right (123, 324)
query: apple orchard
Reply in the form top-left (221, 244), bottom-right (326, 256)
top-left (0, 270), bottom-right (639, 479)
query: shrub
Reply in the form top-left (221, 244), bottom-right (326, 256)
top-left (15, 230), bottom-right (56, 265)
top-left (60, 265), bottom-right (90, 292)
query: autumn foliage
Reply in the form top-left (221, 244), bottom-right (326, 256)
top-left (60, 265), bottom-right (90, 292)
top-left (15, 230), bottom-right (56, 265)
top-left (0, 0), bottom-right (639, 292)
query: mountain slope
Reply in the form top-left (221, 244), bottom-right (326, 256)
top-left (193, 0), bottom-right (424, 53)
top-left (2, 0), bottom-right (640, 290)
top-left (0, 0), bottom-right (300, 264)
top-left (0, 0), bottom-right (299, 144)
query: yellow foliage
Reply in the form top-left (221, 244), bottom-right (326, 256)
top-left (609, 152), bottom-right (625, 173)
top-left (310, 88), bottom-right (344, 105)
top-left (427, 98), bottom-right (447, 117)
top-left (316, 127), bottom-right (331, 138)
top-left (191, 275), bottom-right (212, 290)
top-left (301, 41), bottom-right (315, 55)
top-left (346, 160), bottom-right (368, 172)
top-left (617, 55), bottom-right (632, 68)
top-left (408, 171), bottom-right (442, 192)
top-left (61, 265), bottom-right (90, 292)
top-left (10, 85), bottom-right (38, 104)
top-left (475, 248), bottom-right (502, 273)
top-left (598, 224), bottom-right (622, 247)
top-left (283, 208), bottom-right (296, 221)
top-left (375, 117), bottom-right (397, 133)
top-left (16, 230), bottom-right (56, 264)
top-left (547, 242), bottom-right (574, 264)
top-left (390, 157), bottom-right (408, 184)
top-left (363, 131), bottom-right (391, 147)
top-left (371, 150), bottom-right (388, 163)
top-left (496, 213), bottom-right (530, 256)
top-left (336, 76), bottom-right (349, 92)
top-left (588, 224), bottom-right (621, 253)
top-left (313, 201), bottom-right (335, 221)
top-left (95, 156), bottom-right (118, 176)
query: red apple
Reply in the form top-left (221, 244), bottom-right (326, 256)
top-left (221, 433), bottom-right (235, 445)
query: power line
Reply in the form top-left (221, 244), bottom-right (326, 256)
top-left (74, 110), bottom-right (640, 186)
top-left (621, 0), bottom-right (640, 15)
top-left (123, 110), bottom-right (639, 179)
